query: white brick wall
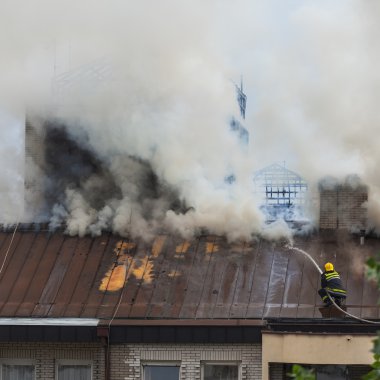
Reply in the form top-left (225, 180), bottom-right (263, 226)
top-left (0, 342), bottom-right (104, 380)
top-left (113, 343), bottom-right (262, 380)
top-left (0, 342), bottom-right (262, 379)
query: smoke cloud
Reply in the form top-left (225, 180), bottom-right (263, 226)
top-left (1, 0), bottom-right (380, 240)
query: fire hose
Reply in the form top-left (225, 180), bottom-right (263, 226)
top-left (286, 245), bottom-right (380, 325)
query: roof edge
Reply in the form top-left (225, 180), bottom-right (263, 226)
top-left (100, 319), bottom-right (267, 327)
top-left (0, 318), bottom-right (99, 326)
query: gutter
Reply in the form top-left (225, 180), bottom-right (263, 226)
top-left (97, 319), bottom-right (266, 345)
top-left (98, 318), bottom-right (267, 327)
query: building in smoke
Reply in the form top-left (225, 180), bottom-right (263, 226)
top-left (0, 183), bottom-right (377, 379)
top-left (25, 75), bottom-right (250, 228)
top-left (10, 104), bottom-right (380, 380)
top-left (252, 164), bottom-right (368, 234)
top-left (253, 162), bottom-right (309, 223)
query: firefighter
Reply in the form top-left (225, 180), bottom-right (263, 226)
top-left (318, 262), bottom-right (347, 306)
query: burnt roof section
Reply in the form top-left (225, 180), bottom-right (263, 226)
top-left (0, 227), bottom-right (379, 322)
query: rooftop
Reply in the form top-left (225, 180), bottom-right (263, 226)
top-left (0, 227), bottom-right (378, 323)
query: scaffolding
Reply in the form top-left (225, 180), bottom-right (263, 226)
top-left (253, 163), bottom-right (308, 221)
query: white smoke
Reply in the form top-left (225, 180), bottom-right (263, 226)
top-left (0, 109), bottom-right (24, 223)
top-left (1, 0), bottom-right (380, 240)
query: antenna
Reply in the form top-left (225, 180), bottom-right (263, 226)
top-left (235, 76), bottom-right (247, 120)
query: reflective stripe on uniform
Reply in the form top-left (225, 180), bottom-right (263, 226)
top-left (326, 287), bottom-right (346, 294)
top-left (326, 275), bottom-right (340, 280)
top-left (325, 271), bottom-right (340, 279)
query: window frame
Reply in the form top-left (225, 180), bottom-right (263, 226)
top-left (201, 361), bottom-right (242, 380)
top-left (0, 359), bottom-right (36, 380)
top-left (55, 359), bottom-right (93, 380)
top-left (141, 361), bottom-right (181, 380)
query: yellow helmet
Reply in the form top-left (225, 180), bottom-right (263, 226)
top-left (325, 262), bottom-right (334, 272)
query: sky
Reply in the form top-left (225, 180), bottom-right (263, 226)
top-left (1, 0), bottom-right (380, 240)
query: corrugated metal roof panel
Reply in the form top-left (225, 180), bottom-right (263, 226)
top-left (0, 229), bottom-right (378, 322)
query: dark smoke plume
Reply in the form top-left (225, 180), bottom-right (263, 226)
top-left (43, 123), bottom-right (188, 239)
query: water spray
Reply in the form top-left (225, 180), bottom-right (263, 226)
top-left (286, 244), bottom-right (380, 325)
top-left (285, 244), bottom-right (322, 275)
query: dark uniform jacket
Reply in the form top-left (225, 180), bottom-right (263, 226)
top-left (320, 270), bottom-right (346, 297)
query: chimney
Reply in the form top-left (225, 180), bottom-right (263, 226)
top-left (319, 175), bottom-right (368, 231)
top-left (24, 116), bottom-right (47, 220)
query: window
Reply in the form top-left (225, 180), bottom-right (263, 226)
top-left (202, 362), bottom-right (240, 380)
top-left (284, 364), bottom-right (372, 379)
top-left (57, 361), bottom-right (92, 380)
top-left (0, 360), bottom-right (35, 380)
top-left (142, 363), bottom-right (180, 380)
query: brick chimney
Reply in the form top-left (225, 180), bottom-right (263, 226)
top-left (24, 116), bottom-right (47, 221)
top-left (319, 175), bottom-right (368, 231)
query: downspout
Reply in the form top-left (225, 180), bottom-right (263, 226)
top-left (97, 326), bottom-right (110, 380)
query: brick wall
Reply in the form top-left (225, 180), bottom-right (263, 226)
top-left (0, 342), bottom-right (262, 379)
top-left (0, 342), bottom-right (104, 380)
top-left (112, 343), bottom-right (262, 380)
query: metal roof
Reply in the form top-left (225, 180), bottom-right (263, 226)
top-left (0, 228), bottom-right (378, 322)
